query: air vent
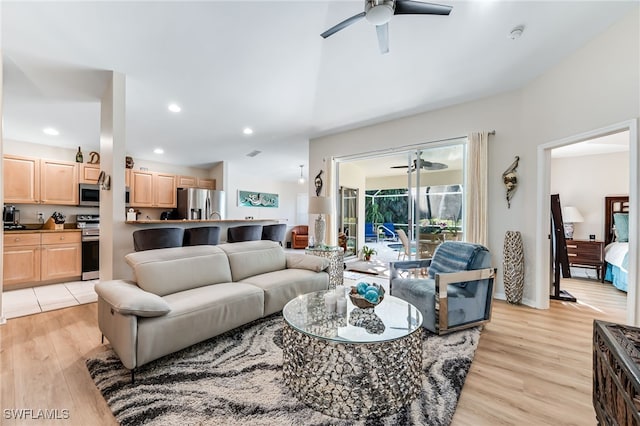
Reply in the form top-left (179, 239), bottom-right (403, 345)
top-left (246, 150), bottom-right (262, 157)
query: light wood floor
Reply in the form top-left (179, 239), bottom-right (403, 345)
top-left (0, 278), bottom-right (626, 426)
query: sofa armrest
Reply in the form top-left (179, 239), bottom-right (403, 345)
top-left (95, 280), bottom-right (171, 317)
top-left (286, 253), bottom-right (330, 272)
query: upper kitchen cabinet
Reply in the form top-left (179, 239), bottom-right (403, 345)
top-left (3, 155), bottom-right (40, 203)
top-left (4, 155), bottom-right (78, 205)
top-left (177, 175), bottom-right (216, 190)
top-left (130, 170), bottom-right (176, 208)
top-left (79, 163), bottom-right (101, 184)
top-left (40, 159), bottom-right (79, 205)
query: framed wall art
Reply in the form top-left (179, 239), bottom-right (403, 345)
top-left (238, 190), bottom-right (279, 208)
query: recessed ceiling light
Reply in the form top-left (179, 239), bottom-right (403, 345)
top-left (153, 148), bottom-right (164, 154)
top-left (168, 103), bottom-right (181, 113)
top-left (243, 127), bottom-right (254, 135)
top-left (43, 127), bottom-right (59, 136)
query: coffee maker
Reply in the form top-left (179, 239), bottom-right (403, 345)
top-left (3, 205), bottom-right (23, 229)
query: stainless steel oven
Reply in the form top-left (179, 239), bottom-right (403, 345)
top-left (77, 214), bottom-right (99, 280)
top-left (79, 184), bottom-right (100, 207)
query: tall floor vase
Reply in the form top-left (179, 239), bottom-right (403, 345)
top-left (503, 230), bottom-right (524, 304)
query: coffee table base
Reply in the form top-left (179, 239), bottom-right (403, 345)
top-left (282, 321), bottom-right (422, 419)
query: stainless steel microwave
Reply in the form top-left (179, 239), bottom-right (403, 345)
top-left (79, 184), bottom-right (100, 206)
top-left (79, 184), bottom-right (130, 207)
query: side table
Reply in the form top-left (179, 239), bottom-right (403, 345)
top-left (305, 246), bottom-right (344, 289)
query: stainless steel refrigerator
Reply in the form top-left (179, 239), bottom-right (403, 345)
top-left (176, 188), bottom-right (226, 220)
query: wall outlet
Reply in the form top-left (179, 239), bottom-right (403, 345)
top-left (36, 212), bottom-right (44, 221)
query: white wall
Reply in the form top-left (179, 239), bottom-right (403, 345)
top-left (310, 8), bottom-right (639, 310)
top-left (551, 151), bottom-right (629, 241)
top-left (225, 159), bottom-right (308, 243)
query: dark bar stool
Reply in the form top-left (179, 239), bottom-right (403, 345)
top-left (132, 228), bottom-right (185, 251)
top-left (261, 224), bottom-right (287, 246)
top-left (227, 225), bottom-right (263, 243)
top-left (184, 226), bottom-right (221, 246)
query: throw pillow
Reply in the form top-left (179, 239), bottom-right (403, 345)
top-left (613, 213), bottom-right (629, 242)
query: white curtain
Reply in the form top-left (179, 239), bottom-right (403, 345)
top-left (465, 131), bottom-right (489, 246)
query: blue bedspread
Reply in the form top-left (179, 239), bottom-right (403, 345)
top-left (605, 263), bottom-right (628, 292)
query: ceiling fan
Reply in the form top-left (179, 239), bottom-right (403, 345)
top-left (320, 0), bottom-right (453, 54)
top-left (390, 157), bottom-right (448, 172)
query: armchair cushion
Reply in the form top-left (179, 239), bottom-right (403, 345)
top-left (96, 280), bottom-right (171, 317)
top-left (427, 241), bottom-right (489, 282)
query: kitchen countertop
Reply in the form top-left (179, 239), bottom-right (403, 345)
top-left (3, 227), bottom-right (81, 234)
top-left (125, 219), bottom-right (279, 224)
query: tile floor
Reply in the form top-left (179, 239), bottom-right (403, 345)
top-left (2, 280), bottom-right (98, 320)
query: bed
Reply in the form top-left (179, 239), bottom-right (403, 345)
top-left (604, 196), bottom-right (629, 291)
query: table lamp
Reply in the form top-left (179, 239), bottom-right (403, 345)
top-left (309, 196), bottom-right (331, 247)
top-left (562, 206), bottom-right (584, 239)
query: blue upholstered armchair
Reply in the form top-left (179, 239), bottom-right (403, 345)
top-left (389, 241), bottom-right (496, 334)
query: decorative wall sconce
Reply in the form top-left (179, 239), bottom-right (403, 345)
top-left (314, 170), bottom-right (324, 196)
top-left (502, 156), bottom-right (519, 208)
top-left (97, 171), bottom-right (111, 190)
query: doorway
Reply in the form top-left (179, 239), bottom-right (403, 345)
top-left (537, 120), bottom-right (637, 324)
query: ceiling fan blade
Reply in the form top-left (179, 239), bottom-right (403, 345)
top-left (320, 11), bottom-right (366, 38)
top-left (420, 161), bottom-right (448, 170)
top-left (394, 0), bottom-right (453, 16)
top-left (376, 23), bottom-right (389, 54)
top-left (390, 165), bottom-right (410, 169)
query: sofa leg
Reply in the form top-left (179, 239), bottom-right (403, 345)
top-left (101, 334), bottom-right (104, 344)
top-left (131, 369), bottom-right (135, 384)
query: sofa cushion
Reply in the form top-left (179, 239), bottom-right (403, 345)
top-left (218, 240), bottom-right (287, 282)
top-left (286, 253), bottom-right (330, 272)
top-left (125, 245), bottom-right (232, 296)
top-left (240, 269), bottom-right (329, 316)
top-left (95, 280), bottom-right (171, 317)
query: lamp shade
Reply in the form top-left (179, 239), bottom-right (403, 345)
top-left (309, 196), bottom-right (331, 215)
top-left (562, 206), bottom-right (584, 223)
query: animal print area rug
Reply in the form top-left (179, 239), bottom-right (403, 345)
top-left (86, 314), bottom-right (479, 426)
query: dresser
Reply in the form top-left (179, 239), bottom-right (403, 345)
top-left (565, 239), bottom-right (605, 282)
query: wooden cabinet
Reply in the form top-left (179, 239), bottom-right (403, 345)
top-left (566, 239), bottom-right (605, 282)
top-left (3, 155), bottom-right (40, 204)
top-left (177, 175), bottom-right (216, 189)
top-left (3, 233), bottom-right (41, 286)
top-left (79, 163), bottom-right (101, 184)
top-left (41, 232), bottom-right (82, 281)
top-left (130, 170), bottom-right (176, 208)
top-left (3, 155), bottom-right (78, 205)
top-left (2, 231), bottom-right (81, 288)
top-left (40, 159), bottom-right (79, 205)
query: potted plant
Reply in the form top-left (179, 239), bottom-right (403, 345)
top-left (361, 245), bottom-right (377, 261)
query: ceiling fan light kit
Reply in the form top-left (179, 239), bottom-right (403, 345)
top-left (365, 1), bottom-right (395, 25)
top-left (321, 0), bottom-right (452, 54)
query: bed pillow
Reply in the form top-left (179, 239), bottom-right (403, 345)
top-left (614, 213), bottom-right (629, 242)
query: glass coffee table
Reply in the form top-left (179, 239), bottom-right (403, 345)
top-left (282, 290), bottom-right (423, 419)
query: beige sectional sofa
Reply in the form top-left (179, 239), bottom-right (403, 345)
top-left (95, 240), bottom-right (329, 371)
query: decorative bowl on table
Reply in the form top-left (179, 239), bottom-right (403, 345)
top-left (349, 282), bottom-right (385, 309)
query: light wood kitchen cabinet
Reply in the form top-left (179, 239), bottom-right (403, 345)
top-left (3, 155), bottom-right (78, 205)
top-left (177, 175), bottom-right (215, 189)
top-left (2, 231), bottom-right (81, 288)
top-left (40, 159), bottom-right (79, 205)
top-left (130, 170), bottom-right (176, 208)
top-left (79, 163), bottom-right (101, 184)
top-left (3, 155), bottom-right (40, 204)
top-left (40, 232), bottom-right (82, 281)
top-left (197, 178), bottom-right (216, 190)
top-left (3, 233), bottom-right (41, 287)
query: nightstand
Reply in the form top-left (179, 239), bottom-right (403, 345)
top-left (565, 239), bottom-right (605, 282)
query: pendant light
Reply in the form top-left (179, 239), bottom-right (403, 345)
top-left (298, 165), bottom-right (305, 184)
